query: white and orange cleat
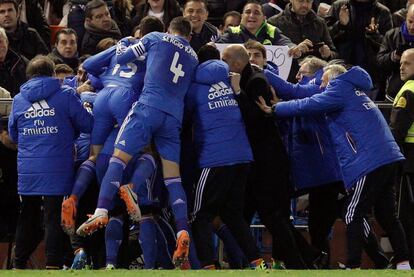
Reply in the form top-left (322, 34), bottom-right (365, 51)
top-left (119, 183), bottom-right (141, 222)
top-left (173, 230), bottom-right (191, 269)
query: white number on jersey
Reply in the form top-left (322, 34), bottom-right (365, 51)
top-left (111, 63), bottom-right (137, 78)
top-left (169, 52), bottom-right (185, 83)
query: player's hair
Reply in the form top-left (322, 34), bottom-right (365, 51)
top-left (96, 37), bottom-right (118, 51)
top-left (244, 39), bottom-right (266, 59)
top-left (26, 55), bottom-right (55, 79)
top-left (139, 16), bottom-right (165, 36)
top-left (197, 44), bottom-right (220, 64)
top-left (85, 0), bottom-right (108, 19)
top-left (55, 63), bottom-right (74, 75)
top-left (168, 16), bottom-right (192, 38)
top-left (55, 28), bottom-right (78, 44)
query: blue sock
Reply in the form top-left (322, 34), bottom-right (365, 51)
top-left (97, 157), bottom-right (126, 210)
top-left (164, 177), bottom-right (188, 232)
top-left (216, 223), bottom-right (247, 269)
top-left (105, 217), bottom-right (124, 266)
top-left (72, 160), bottom-right (95, 199)
top-left (139, 217), bottom-right (157, 269)
top-left (154, 221), bottom-right (174, 269)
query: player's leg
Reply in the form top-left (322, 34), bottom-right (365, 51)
top-left (105, 215), bottom-right (124, 268)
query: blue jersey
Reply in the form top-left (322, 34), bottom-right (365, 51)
top-left (83, 43), bottom-right (146, 92)
top-left (117, 32), bottom-right (198, 122)
top-left (185, 60), bottom-right (253, 168)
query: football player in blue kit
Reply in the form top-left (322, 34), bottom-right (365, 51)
top-left (61, 17), bottom-right (165, 234)
top-left (77, 16), bottom-right (198, 267)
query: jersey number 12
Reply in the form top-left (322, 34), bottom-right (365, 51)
top-left (170, 52), bottom-right (185, 83)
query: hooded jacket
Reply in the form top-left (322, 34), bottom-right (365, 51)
top-left (274, 67), bottom-right (404, 189)
top-left (8, 77), bottom-right (93, 195)
top-left (185, 60), bottom-right (253, 168)
top-left (265, 69), bottom-right (342, 190)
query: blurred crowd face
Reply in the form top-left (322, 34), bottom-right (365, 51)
top-left (400, 50), bottom-right (414, 81)
top-left (406, 6), bottom-right (414, 35)
top-left (87, 5), bottom-right (112, 31)
top-left (183, 1), bottom-right (208, 34)
top-left (223, 14), bottom-right (241, 31)
top-left (56, 33), bottom-right (77, 58)
top-left (247, 48), bottom-right (265, 69)
top-left (148, 0), bottom-right (165, 13)
top-left (0, 3), bottom-right (18, 32)
top-left (290, 0), bottom-right (313, 17)
top-left (241, 3), bottom-right (265, 34)
top-left (0, 35), bottom-right (8, 62)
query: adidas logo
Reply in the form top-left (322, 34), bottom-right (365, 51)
top-left (24, 100), bottom-right (55, 119)
top-left (208, 81), bottom-right (233, 100)
top-left (118, 140), bottom-right (126, 146)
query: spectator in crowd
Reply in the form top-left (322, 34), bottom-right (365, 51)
top-left (218, 0), bottom-right (295, 47)
top-left (48, 28), bottom-right (79, 72)
top-left (219, 11), bottom-right (241, 35)
top-left (218, 0), bottom-right (307, 58)
top-left (392, 0), bottom-right (414, 27)
top-left (111, 0), bottom-right (133, 37)
top-left (389, 48), bottom-right (414, 267)
top-left (81, 0), bottom-right (122, 55)
top-left (378, 4), bottom-right (414, 102)
top-left (132, 0), bottom-right (181, 31)
top-left (257, 64), bottom-right (411, 270)
top-left (268, 0), bottom-right (338, 60)
top-left (18, 0), bottom-right (51, 47)
top-left (327, 0), bottom-right (393, 100)
top-left (0, 26), bottom-right (27, 97)
top-left (8, 55), bottom-right (93, 269)
top-left (268, 0), bottom-right (338, 80)
top-left (223, 44), bottom-right (322, 269)
top-left (183, 0), bottom-right (219, 53)
top-left (0, 0), bottom-right (48, 60)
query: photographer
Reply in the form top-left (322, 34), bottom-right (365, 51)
top-left (378, 4), bottom-right (414, 102)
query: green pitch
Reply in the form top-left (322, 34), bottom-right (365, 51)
top-left (0, 270), bottom-right (413, 277)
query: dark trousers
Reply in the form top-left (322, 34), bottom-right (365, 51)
top-left (244, 163), bottom-right (320, 269)
top-left (398, 173), bottom-right (414, 266)
top-left (14, 195), bottom-right (64, 268)
top-left (308, 182), bottom-right (344, 253)
top-left (343, 162), bottom-right (409, 268)
top-left (191, 164), bottom-right (260, 267)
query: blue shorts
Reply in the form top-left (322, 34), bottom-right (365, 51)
top-left (115, 102), bottom-right (181, 163)
top-left (91, 86), bottom-right (138, 145)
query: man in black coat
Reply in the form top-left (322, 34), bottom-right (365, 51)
top-left (222, 44), bottom-right (322, 269)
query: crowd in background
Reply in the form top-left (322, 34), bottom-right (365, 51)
top-left (0, 0), bottom-right (414, 271)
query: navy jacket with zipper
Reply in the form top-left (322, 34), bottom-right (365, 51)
top-left (274, 67), bottom-right (404, 189)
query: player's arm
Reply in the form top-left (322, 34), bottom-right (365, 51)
top-left (116, 39), bottom-right (148, 65)
top-left (67, 88), bottom-right (94, 133)
top-left (82, 46), bottom-right (116, 76)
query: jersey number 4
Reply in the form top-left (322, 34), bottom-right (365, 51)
top-left (170, 52), bottom-right (185, 83)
